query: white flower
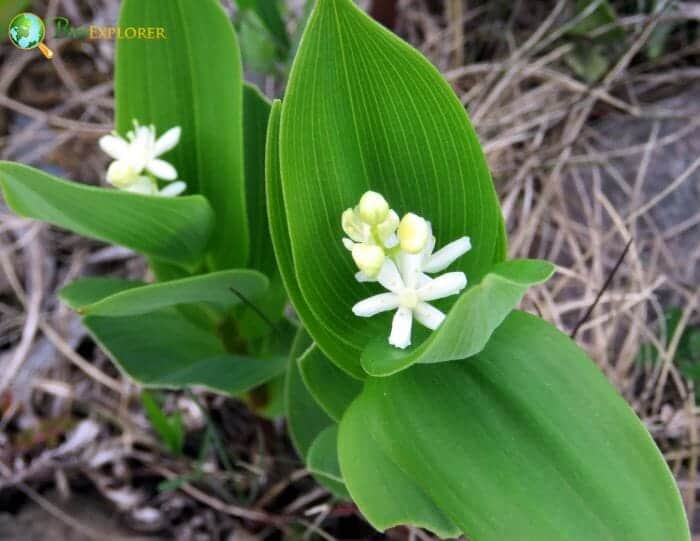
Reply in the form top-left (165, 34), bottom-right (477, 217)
top-left (343, 190), bottom-right (473, 349)
top-left (99, 120), bottom-right (186, 197)
top-left (352, 253), bottom-right (467, 349)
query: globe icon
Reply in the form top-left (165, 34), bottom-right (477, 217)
top-left (8, 13), bottom-right (45, 49)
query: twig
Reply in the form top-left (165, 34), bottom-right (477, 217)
top-left (570, 238), bottom-right (633, 339)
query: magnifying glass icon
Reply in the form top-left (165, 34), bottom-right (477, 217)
top-left (8, 13), bottom-right (54, 59)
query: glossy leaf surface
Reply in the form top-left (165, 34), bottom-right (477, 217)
top-left (306, 426), bottom-right (350, 499)
top-left (266, 101), bottom-right (365, 379)
top-left (0, 162), bottom-right (213, 269)
top-left (273, 0), bottom-right (505, 375)
top-left (340, 311), bottom-right (689, 540)
top-left (85, 309), bottom-right (285, 396)
top-left (80, 270), bottom-right (267, 317)
top-left (116, 0), bottom-right (247, 269)
top-left (299, 344), bottom-right (362, 421)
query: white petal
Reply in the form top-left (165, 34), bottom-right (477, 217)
top-left (99, 134), bottom-right (130, 160)
top-left (355, 270), bottom-right (376, 283)
top-left (416, 272), bottom-right (431, 288)
top-left (342, 238), bottom-right (355, 251)
top-left (153, 126), bottom-right (181, 156)
top-left (159, 181), bottom-right (186, 197)
top-left (124, 176), bottom-right (158, 195)
top-left (377, 258), bottom-right (404, 293)
top-left (352, 293), bottom-right (400, 317)
top-left (417, 272), bottom-right (467, 301)
top-left (425, 234), bottom-right (436, 257)
top-left (389, 306), bottom-right (413, 349)
top-left (146, 159), bottom-right (178, 180)
top-left (413, 302), bottom-right (445, 330)
top-left (423, 237), bottom-right (471, 273)
top-left (396, 250), bottom-right (423, 289)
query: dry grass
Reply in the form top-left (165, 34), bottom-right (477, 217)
top-left (1, 0), bottom-right (699, 539)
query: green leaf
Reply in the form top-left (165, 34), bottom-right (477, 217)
top-left (340, 311), bottom-right (689, 540)
top-left (299, 344), bottom-right (362, 421)
top-left (237, 84), bottom-right (287, 339)
top-left (116, 0), bottom-right (247, 270)
top-left (85, 309), bottom-right (286, 396)
top-left (239, 13), bottom-right (278, 73)
top-left (307, 426), bottom-right (350, 499)
top-left (0, 162), bottom-right (213, 269)
top-left (361, 259), bottom-right (554, 376)
top-left (273, 0), bottom-right (505, 376)
top-left (565, 43), bottom-right (610, 84)
top-left (569, 0), bottom-right (625, 41)
top-left (142, 390), bottom-right (185, 455)
top-left (79, 270), bottom-right (268, 317)
top-left (235, 0), bottom-right (290, 56)
top-left (284, 328), bottom-right (333, 458)
top-left (266, 100), bottom-right (365, 379)
top-left (59, 278), bottom-right (144, 310)
top-left (339, 393), bottom-right (460, 537)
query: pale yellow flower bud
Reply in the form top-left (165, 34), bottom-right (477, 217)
top-left (376, 209), bottom-right (399, 243)
top-left (358, 191), bottom-right (389, 225)
top-left (342, 208), bottom-right (365, 242)
top-left (106, 160), bottom-right (140, 188)
top-left (398, 213), bottom-right (429, 254)
top-left (351, 244), bottom-right (385, 278)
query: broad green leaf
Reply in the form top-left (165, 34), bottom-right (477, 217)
top-left (340, 311), bottom-right (689, 540)
top-left (284, 328), bottom-right (333, 458)
top-left (59, 278), bottom-right (143, 310)
top-left (299, 344), bottom-right (362, 421)
top-left (306, 426), bottom-right (350, 499)
top-left (116, 0), bottom-right (248, 270)
top-left (361, 259), bottom-right (554, 376)
top-left (0, 162), bottom-right (213, 269)
top-left (274, 0), bottom-right (505, 375)
top-left (237, 84), bottom-right (286, 340)
top-left (339, 393), bottom-right (460, 538)
top-left (85, 309), bottom-right (285, 396)
top-left (266, 100), bottom-right (365, 379)
top-left (79, 270), bottom-right (267, 317)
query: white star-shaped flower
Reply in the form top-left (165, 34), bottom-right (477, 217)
top-left (99, 121), bottom-right (186, 197)
top-left (352, 252), bottom-right (467, 349)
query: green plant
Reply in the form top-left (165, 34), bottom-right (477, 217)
top-left (141, 390), bottom-right (185, 455)
top-left (0, 0), bottom-right (690, 539)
